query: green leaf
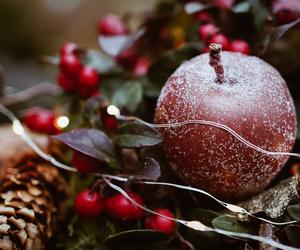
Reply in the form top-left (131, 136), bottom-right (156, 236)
top-left (84, 50), bottom-right (118, 74)
top-left (285, 225), bottom-right (300, 247)
top-left (115, 121), bottom-right (163, 148)
top-left (249, 0), bottom-right (269, 33)
top-left (149, 43), bottom-right (201, 83)
top-left (287, 203), bottom-right (300, 221)
top-left (112, 81), bottom-right (143, 113)
top-left (232, 1), bottom-right (250, 13)
top-left (212, 215), bottom-right (257, 234)
top-left (103, 230), bottom-right (169, 250)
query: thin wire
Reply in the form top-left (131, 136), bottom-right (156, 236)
top-left (103, 176), bottom-right (298, 250)
top-left (117, 115), bottom-right (300, 159)
top-left (0, 103), bottom-right (297, 227)
top-left (0, 103), bottom-right (76, 172)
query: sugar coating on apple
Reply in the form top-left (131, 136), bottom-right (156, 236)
top-left (155, 44), bottom-right (297, 201)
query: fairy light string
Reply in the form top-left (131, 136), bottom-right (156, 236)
top-left (0, 102), bottom-right (299, 250)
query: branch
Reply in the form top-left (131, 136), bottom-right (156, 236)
top-left (0, 82), bottom-right (62, 106)
top-left (259, 223), bottom-right (279, 250)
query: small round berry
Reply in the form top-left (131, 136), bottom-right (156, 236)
top-left (193, 11), bottom-right (212, 23)
top-left (144, 209), bottom-right (176, 235)
top-left (99, 14), bottom-right (128, 36)
top-left (116, 48), bottom-right (139, 68)
top-left (208, 34), bottom-right (230, 51)
top-left (215, 0), bottom-right (235, 9)
top-left (74, 189), bottom-right (104, 217)
top-left (105, 192), bottom-right (144, 220)
top-left (78, 66), bottom-right (99, 89)
top-left (101, 113), bottom-right (118, 132)
top-left (59, 54), bottom-right (81, 76)
top-left (198, 23), bottom-right (219, 41)
top-left (60, 42), bottom-right (79, 56)
top-left (24, 108), bottom-right (60, 134)
top-left (71, 151), bottom-right (99, 173)
top-left (57, 72), bottom-right (76, 92)
top-left (230, 40), bottom-right (250, 55)
top-left (132, 58), bottom-right (150, 76)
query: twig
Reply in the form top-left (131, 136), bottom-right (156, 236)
top-left (259, 223), bottom-right (279, 250)
top-left (0, 82), bottom-right (62, 105)
top-left (175, 230), bottom-right (196, 250)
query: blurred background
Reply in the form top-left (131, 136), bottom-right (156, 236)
top-left (0, 0), bottom-right (156, 92)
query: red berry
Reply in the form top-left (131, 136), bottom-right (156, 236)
top-left (116, 48), bottom-right (139, 68)
top-left (77, 66), bottom-right (100, 99)
top-left (71, 151), bottom-right (98, 173)
top-left (145, 209), bottom-right (176, 235)
top-left (78, 66), bottom-right (99, 89)
top-left (74, 189), bottom-right (104, 217)
top-left (105, 192), bottom-right (144, 220)
top-left (194, 11), bottom-right (212, 23)
top-left (24, 108), bottom-right (60, 135)
top-left (59, 54), bottom-right (81, 76)
top-left (198, 23), bottom-right (219, 41)
top-left (230, 40), bottom-right (250, 55)
top-left (60, 42), bottom-right (79, 56)
top-left (273, 0), bottom-right (300, 25)
top-left (208, 34), bottom-right (230, 51)
top-left (99, 14), bottom-right (128, 36)
top-left (102, 113), bottom-right (118, 132)
top-left (57, 72), bottom-right (76, 92)
top-left (215, 0), bottom-right (235, 9)
top-left (132, 58), bottom-right (150, 76)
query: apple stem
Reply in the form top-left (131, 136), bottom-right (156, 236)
top-left (209, 43), bottom-right (224, 83)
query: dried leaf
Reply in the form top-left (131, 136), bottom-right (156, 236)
top-left (275, 18), bottom-right (300, 40)
top-left (238, 177), bottom-right (299, 219)
top-left (132, 157), bottom-right (161, 181)
top-left (115, 121), bottom-right (163, 148)
top-left (52, 128), bottom-right (118, 169)
top-left (258, 223), bottom-right (278, 250)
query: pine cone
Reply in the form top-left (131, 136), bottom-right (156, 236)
top-left (0, 152), bottom-right (68, 250)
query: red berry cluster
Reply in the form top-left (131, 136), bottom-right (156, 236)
top-left (74, 188), bottom-right (176, 235)
top-left (98, 14), bottom-right (150, 76)
top-left (23, 108), bottom-right (60, 134)
top-left (196, 14), bottom-right (250, 55)
top-left (57, 43), bottom-right (100, 99)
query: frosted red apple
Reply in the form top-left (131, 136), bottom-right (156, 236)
top-left (155, 44), bottom-right (297, 201)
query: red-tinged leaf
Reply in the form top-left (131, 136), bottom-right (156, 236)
top-left (52, 128), bottom-right (119, 169)
top-left (132, 157), bottom-right (161, 181)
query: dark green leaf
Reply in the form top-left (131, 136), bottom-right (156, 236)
top-left (142, 77), bottom-right (163, 98)
top-left (83, 95), bottom-right (108, 128)
top-left (115, 121), bottom-right (163, 148)
top-left (212, 215), bottom-right (257, 234)
top-left (287, 203), bottom-right (300, 221)
top-left (285, 225), bottom-right (300, 247)
top-left (188, 208), bottom-right (220, 226)
top-left (84, 50), bottom-right (118, 74)
top-left (232, 1), bottom-right (250, 13)
top-left (103, 229), bottom-right (169, 250)
top-left (249, 0), bottom-right (269, 33)
top-left (52, 128), bottom-right (119, 169)
top-left (149, 43), bottom-right (201, 83)
top-left (112, 80), bottom-right (143, 113)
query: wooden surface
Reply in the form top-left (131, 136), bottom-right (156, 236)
top-left (0, 124), bottom-right (48, 176)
